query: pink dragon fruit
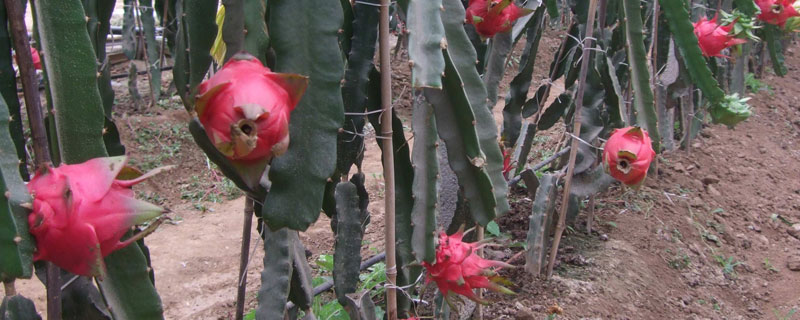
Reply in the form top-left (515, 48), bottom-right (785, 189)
top-left (693, 16), bottom-right (747, 58)
top-left (195, 52), bottom-right (308, 164)
top-left (27, 156), bottom-right (169, 277)
top-left (466, 0), bottom-right (532, 38)
top-left (755, 0), bottom-right (800, 27)
top-left (602, 126), bottom-right (656, 187)
top-left (422, 230), bottom-right (514, 303)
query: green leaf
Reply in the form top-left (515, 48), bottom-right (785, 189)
top-left (410, 92), bottom-right (439, 263)
top-left (256, 228), bottom-right (292, 319)
top-left (0, 295), bottom-right (41, 320)
top-left (486, 221), bottom-right (501, 237)
top-left (0, 93), bottom-right (33, 280)
top-left (262, 0), bottom-right (345, 231)
top-left (407, 0), bottom-right (445, 88)
top-left (622, 0), bottom-right (660, 152)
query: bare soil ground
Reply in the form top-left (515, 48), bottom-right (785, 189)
top-left (14, 28), bottom-right (800, 320)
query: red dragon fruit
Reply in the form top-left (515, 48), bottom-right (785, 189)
top-left (466, 0), bottom-right (531, 38)
top-left (501, 144), bottom-right (515, 180)
top-left (195, 52), bottom-right (308, 164)
top-left (693, 16), bottom-right (747, 58)
top-left (422, 230), bottom-right (513, 303)
top-left (602, 127), bottom-right (656, 187)
top-left (26, 156), bottom-right (169, 277)
top-left (755, 0), bottom-right (799, 27)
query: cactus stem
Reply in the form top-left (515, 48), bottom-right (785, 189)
top-left (19, 202), bottom-right (32, 210)
top-left (13, 235), bottom-right (21, 243)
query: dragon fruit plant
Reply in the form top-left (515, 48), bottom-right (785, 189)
top-left (26, 157), bottom-right (170, 278)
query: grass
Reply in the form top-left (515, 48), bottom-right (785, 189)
top-left (179, 174), bottom-right (243, 212)
top-left (714, 255), bottom-right (742, 277)
top-left (129, 121), bottom-right (191, 171)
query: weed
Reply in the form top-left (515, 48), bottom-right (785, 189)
top-left (745, 72), bottom-right (773, 94)
top-left (668, 253), bottom-right (691, 270)
top-left (763, 258), bottom-right (779, 272)
top-left (714, 255), bottom-right (742, 277)
top-left (773, 308), bottom-right (798, 320)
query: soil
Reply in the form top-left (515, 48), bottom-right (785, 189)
top-left (13, 24), bottom-right (800, 320)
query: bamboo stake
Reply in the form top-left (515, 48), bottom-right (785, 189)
top-left (476, 225), bottom-right (484, 319)
top-left (545, 0), bottom-right (600, 279)
top-left (378, 0), bottom-right (397, 317)
top-left (8, 1), bottom-right (60, 318)
top-left (234, 198), bottom-right (254, 320)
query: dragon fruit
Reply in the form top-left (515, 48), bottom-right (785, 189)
top-left (466, 0), bottom-right (531, 38)
top-left (422, 230), bottom-right (513, 303)
top-left (755, 0), bottom-right (799, 27)
top-left (195, 52), bottom-right (308, 164)
top-left (602, 127), bottom-right (656, 187)
top-left (693, 16), bottom-right (747, 58)
top-left (26, 156), bottom-right (169, 277)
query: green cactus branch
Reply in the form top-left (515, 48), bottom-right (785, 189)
top-left (174, 0), bottom-right (219, 108)
top-left (622, 0), bottom-right (660, 152)
top-left (410, 92), bottom-right (438, 264)
top-left (0, 93), bottom-right (33, 281)
top-left (406, 0), bottom-right (445, 88)
top-left (221, 0), bottom-right (245, 62)
top-left (0, 3), bottom-right (26, 179)
top-left (243, 0), bottom-right (269, 64)
top-left (262, 0), bottom-right (345, 231)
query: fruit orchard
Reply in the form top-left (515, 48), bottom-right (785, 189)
top-left (0, 0), bottom-right (798, 319)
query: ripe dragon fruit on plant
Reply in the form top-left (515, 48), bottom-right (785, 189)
top-left (693, 16), bottom-right (747, 58)
top-left (26, 156), bottom-right (170, 277)
top-left (602, 127), bottom-right (656, 187)
top-left (422, 230), bottom-right (514, 303)
top-left (755, 0), bottom-right (800, 27)
top-left (466, 0), bottom-right (532, 38)
top-left (195, 52), bottom-right (308, 165)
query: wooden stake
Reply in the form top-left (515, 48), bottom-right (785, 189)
top-left (378, 0), bottom-right (397, 317)
top-left (545, 0), bottom-right (600, 279)
top-left (8, 1), bottom-right (59, 318)
top-left (235, 197), bottom-right (254, 320)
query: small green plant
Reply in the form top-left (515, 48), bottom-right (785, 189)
top-left (773, 308), bottom-right (797, 320)
top-left (714, 255), bottom-right (742, 277)
top-left (668, 252), bottom-right (691, 270)
top-left (745, 72), bottom-right (773, 94)
top-left (763, 258), bottom-right (779, 272)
